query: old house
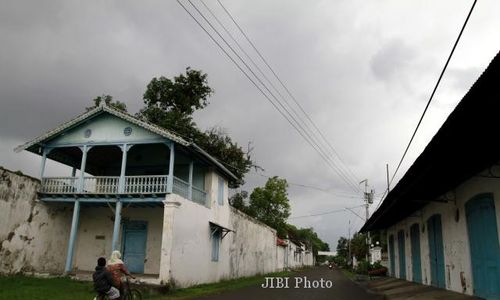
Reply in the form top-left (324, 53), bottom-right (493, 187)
top-left (0, 103), bottom-right (313, 287)
top-left (361, 50), bottom-right (500, 300)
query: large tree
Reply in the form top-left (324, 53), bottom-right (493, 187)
top-left (246, 176), bottom-right (291, 237)
top-left (135, 68), bottom-right (253, 187)
top-left (229, 190), bottom-right (249, 212)
top-left (350, 232), bottom-right (369, 260)
top-left (336, 236), bottom-right (349, 259)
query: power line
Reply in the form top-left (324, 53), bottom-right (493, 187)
top-left (216, 0), bottom-right (361, 189)
top-left (199, 0), bottom-right (358, 189)
top-left (250, 171), bottom-right (362, 199)
top-left (178, 0), bottom-right (361, 193)
top-left (212, 155), bottom-right (363, 199)
top-left (388, 0), bottom-right (478, 188)
top-left (289, 204), bottom-right (365, 219)
top-left (372, 0), bottom-right (477, 218)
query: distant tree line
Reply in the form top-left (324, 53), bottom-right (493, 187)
top-left (230, 176), bottom-right (329, 256)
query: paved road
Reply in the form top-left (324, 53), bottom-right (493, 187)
top-left (194, 267), bottom-right (382, 300)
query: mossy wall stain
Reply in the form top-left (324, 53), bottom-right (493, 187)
top-left (0, 168), bottom-right (72, 274)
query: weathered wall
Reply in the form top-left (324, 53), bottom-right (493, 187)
top-left (228, 207), bottom-right (278, 278)
top-left (168, 170), bottom-right (314, 288)
top-left (285, 241), bottom-right (313, 269)
top-left (0, 166), bottom-right (315, 285)
top-left (0, 168), bottom-right (72, 274)
top-left (276, 246), bottom-right (286, 271)
top-left (73, 206), bottom-right (163, 275)
top-left (386, 167), bottom-right (500, 296)
top-left (168, 170), bottom-right (233, 287)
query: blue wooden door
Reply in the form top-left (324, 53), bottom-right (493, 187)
top-left (410, 224), bottom-right (422, 283)
top-left (397, 230), bottom-right (406, 279)
top-left (389, 235), bottom-right (396, 276)
top-left (427, 214), bottom-right (445, 288)
top-left (466, 194), bottom-right (500, 300)
top-left (122, 221), bottom-right (148, 274)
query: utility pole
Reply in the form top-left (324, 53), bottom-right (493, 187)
top-left (348, 220), bottom-right (351, 268)
top-left (386, 164), bottom-right (390, 193)
top-left (360, 179), bottom-right (374, 261)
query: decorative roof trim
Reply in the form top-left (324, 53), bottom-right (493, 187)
top-left (14, 103), bottom-right (238, 181)
top-left (14, 105), bottom-right (189, 153)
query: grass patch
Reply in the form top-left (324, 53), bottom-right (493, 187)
top-left (0, 276), bottom-right (96, 300)
top-left (163, 271), bottom-right (291, 299)
top-left (0, 271), bottom-right (292, 300)
top-left (340, 268), bottom-right (356, 281)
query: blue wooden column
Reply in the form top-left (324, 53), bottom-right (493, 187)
top-left (118, 144), bottom-right (129, 193)
top-left (64, 200), bottom-right (80, 273)
top-left (77, 145), bottom-right (90, 193)
top-left (188, 161), bottom-right (193, 200)
top-left (111, 200), bottom-right (122, 251)
top-left (39, 148), bottom-right (52, 180)
top-left (167, 142), bottom-right (175, 193)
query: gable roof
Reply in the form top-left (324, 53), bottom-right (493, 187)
top-left (15, 103), bottom-right (238, 181)
top-left (14, 103), bottom-right (189, 153)
top-left (361, 50), bottom-right (500, 232)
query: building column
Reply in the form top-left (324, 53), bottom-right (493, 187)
top-left (39, 148), bottom-right (52, 180)
top-left (77, 145), bottom-right (90, 193)
top-left (159, 195), bottom-right (181, 284)
top-left (167, 142), bottom-right (175, 193)
top-left (111, 200), bottom-right (122, 252)
top-left (64, 200), bottom-right (81, 273)
top-left (188, 161), bottom-right (193, 200)
top-left (118, 144), bottom-right (129, 193)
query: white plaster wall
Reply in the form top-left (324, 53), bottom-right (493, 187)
top-left (169, 194), bottom-right (227, 287)
top-left (73, 206), bottom-right (163, 275)
top-left (168, 170), bottom-right (314, 288)
top-left (286, 242), bottom-right (312, 269)
top-left (386, 167), bottom-right (500, 296)
top-left (228, 207), bottom-right (278, 278)
top-left (0, 168), bottom-right (72, 274)
top-left (276, 246), bottom-right (286, 270)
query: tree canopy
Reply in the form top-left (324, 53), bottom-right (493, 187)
top-left (247, 176), bottom-right (291, 237)
top-left (229, 177), bottom-right (329, 256)
top-left (86, 94), bottom-right (127, 112)
top-left (91, 68), bottom-right (254, 188)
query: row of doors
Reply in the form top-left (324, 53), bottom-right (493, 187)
top-left (388, 194), bottom-right (500, 300)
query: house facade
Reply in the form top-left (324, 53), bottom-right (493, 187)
top-left (0, 103), bottom-right (313, 287)
top-left (361, 50), bottom-right (500, 300)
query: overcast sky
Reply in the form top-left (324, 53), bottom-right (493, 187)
top-left (1, 0), bottom-right (499, 250)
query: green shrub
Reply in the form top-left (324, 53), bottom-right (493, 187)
top-left (355, 260), bottom-right (370, 274)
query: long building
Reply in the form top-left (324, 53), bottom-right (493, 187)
top-left (361, 50), bottom-right (500, 300)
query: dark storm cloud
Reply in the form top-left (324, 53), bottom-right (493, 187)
top-left (1, 0), bottom-right (499, 248)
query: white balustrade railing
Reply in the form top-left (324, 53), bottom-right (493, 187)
top-left (192, 185), bottom-right (207, 205)
top-left (40, 175), bottom-right (208, 204)
top-left (41, 177), bottom-right (78, 194)
top-left (173, 177), bottom-right (189, 199)
top-left (125, 175), bottom-right (168, 194)
top-left (83, 176), bottom-right (119, 194)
